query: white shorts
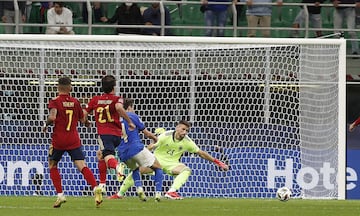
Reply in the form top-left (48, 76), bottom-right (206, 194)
top-left (125, 147), bottom-right (156, 170)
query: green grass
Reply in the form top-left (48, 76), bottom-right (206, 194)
top-left (0, 196), bottom-right (360, 216)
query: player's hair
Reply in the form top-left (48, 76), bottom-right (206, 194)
top-left (177, 120), bottom-right (191, 128)
top-left (101, 75), bottom-right (116, 93)
top-left (53, 2), bottom-right (64, 7)
top-left (58, 77), bottom-right (71, 86)
top-left (123, 98), bottom-right (134, 110)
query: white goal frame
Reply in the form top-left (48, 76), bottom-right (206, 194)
top-left (0, 34), bottom-right (346, 199)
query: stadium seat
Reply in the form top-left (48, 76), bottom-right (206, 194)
top-left (106, 2), bottom-right (119, 18)
top-left (0, 24), bottom-right (5, 34)
top-left (65, 2), bottom-right (82, 19)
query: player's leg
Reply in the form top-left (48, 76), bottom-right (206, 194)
top-left (96, 148), bottom-right (107, 193)
top-left (109, 166), bottom-right (154, 199)
top-left (48, 146), bottom-right (66, 208)
top-left (100, 135), bottom-right (125, 179)
top-left (132, 167), bottom-right (147, 201)
top-left (124, 158), bottom-right (147, 201)
top-left (150, 159), bottom-right (164, 202)
top-left (132, 148), bottom-right (164, 201)
top-left (70, 148), bottom-right (102, 208)
top-left (165, 163), bottom-right (191, 200)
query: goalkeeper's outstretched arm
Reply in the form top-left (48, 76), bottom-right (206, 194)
top-left (196, 150), bottom-right (229, 171)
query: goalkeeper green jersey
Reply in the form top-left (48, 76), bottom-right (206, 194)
top-left (153, 130), bottom-right (200, 164)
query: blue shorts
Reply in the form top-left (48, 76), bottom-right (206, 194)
top-left (49, 146), bottom-right (85, 161)
top-left (98, 135), bottom-right (121, 158)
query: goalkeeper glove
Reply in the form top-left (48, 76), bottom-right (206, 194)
top-left (155, 127), bottom-right (166, 136)
top-left (213, 159), bottom-right (229, 171)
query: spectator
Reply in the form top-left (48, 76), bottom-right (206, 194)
top-left (40, 2), bottom-right (52, 33)
top-left (142, 2), bottom-right (172, 36)
top-left (82, 2), bottom-right (107, 23)
top-left (0, 1), bottom-right (26, 34)
top-left (201, 0), bottom-right (235, 37)
top-left (332, 0), bottom-right (360, 57)
top-left (101, 2), bottom-right (143, 35)
top-left (243, 0), bottom-right (283, 37)
top-left (292, 0), bottom-right (324, 38)
top-left (46, 2), bottom-right (74, 34)
top-left (26, 1), bottom-right (32, 21)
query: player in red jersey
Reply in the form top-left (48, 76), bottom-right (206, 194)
top-left (83, 75), bottom-right (135, 194)
top-left (42, 77), bottom-right (103, 208)
top-left (350, 117), bottom-right (360, 131)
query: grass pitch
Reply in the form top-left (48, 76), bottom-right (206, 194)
top-left (0, 196), bottom-right (359, 216)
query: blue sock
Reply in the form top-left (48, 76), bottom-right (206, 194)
top-left (154, 168), bottom-right (163, 192)
top-left (132, 168), bottom-right (142, 188)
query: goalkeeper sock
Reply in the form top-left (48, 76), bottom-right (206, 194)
top-left (50, 167), bottom-right (62, 193)
top-left (172, 168), bottom-right (191, 191)
top-left (81, 167), bottom-right (97, 189)
top-left (98, 159), bottom-right (107, 184)
top-left (119, 172), bottom-right (134, 196)
top-left (154, 168), bottom-right (164, 192)
top-left (132, 168), bottom-right (142, 188)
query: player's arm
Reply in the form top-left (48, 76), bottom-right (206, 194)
top-left (196, 150), bottom-right (229, 171)
top-left (115, 103), bottom-right (135, 130)
top-left (147, 129), bottom-right (166, 150)
top-left (349, 117), bottom-right (360, 132)
top-left (42, 108), bottom-right (57, 132)
top-left (142, 128), bottom-right (158, 143)
top-left (81, 109), bottom-right (91, 127)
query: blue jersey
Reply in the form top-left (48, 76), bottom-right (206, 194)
top-left (117, 112), bottom-right (145, 161)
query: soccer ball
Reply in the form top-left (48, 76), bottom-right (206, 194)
top-left (276, 187), bottom-right (292, 201)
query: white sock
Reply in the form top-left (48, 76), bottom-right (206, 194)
top-left (57, 192), bottom-right (64, 197)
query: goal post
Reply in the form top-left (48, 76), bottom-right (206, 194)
top-left (0, 35), bottom-right (346, 199)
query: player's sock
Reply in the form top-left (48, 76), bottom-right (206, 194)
top-left (81, 167), bottom-right (97, 189)
top-left (154, 168), bottom-right (164, 192)
top-left (106, 158), bottom-right (118, 169)
top-left (50, 167), bottom-right (62, 193)
top-left (119, 172), bottom-right (134, 196)
top-left (132, 168), bottom-right (142, 188)
top-left (172, 169), bottom-right (191, 190)
top-left (98, 159), bottom-right (107, 184)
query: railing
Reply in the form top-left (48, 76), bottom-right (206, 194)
top-left (1, 0), bottom-right (360, 58)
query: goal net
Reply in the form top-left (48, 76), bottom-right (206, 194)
top-left (0, 35), bottom-right (346, 199)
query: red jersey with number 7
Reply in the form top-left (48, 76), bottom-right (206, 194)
top-left (86, 93), bottom-right (123, 136)
top-left (48, 94), bottom-right (83, 150)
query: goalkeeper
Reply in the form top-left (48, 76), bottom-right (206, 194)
top-left (110, 120), bottom-right (229, 200)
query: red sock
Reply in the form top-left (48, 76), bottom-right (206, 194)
top-left (50, 167), bottom-right (62, 193)
top-left (106, 158), bottom-right (118, 170)
top-left (98, 160), bottom-right (107, 184)
top-left (81, 167), bottom-right (97, 189)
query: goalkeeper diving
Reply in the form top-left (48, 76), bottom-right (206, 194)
top-left (110, 120), bottom-right (229, 200)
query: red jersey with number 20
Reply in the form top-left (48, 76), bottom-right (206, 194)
top-left (86, 93), bottom-right (123, 136)
top-left (48, 94), bottom-right (83, 150)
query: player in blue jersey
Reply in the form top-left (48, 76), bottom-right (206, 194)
top-left (117, 98), bottom-right (163, 201)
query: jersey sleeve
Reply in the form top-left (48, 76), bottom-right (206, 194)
top-left (48, 98), bottom-right (57, 109)
top-left (75, 99), bottom-right (84, 120)
top-left (134, 114), bottom-right (145, 131)
top-left (153, 133), bottom-right (166, 147)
